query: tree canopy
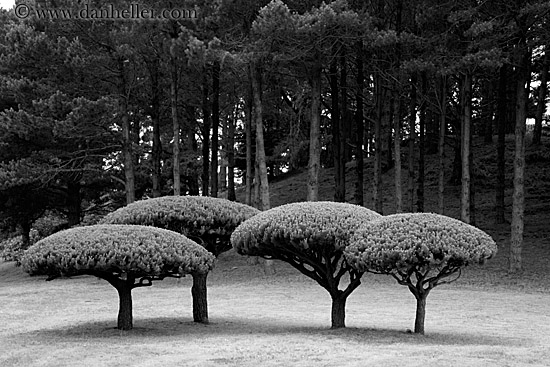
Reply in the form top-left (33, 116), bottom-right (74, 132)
top-left (100, 195), bottom-right (260, 256)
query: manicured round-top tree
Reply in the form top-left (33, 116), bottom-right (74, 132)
top-left (231, 201), bottom-right (381, 328)
top-left (100, 196), bottom-right (260, 323)
top-left (21, 225), bottom-right (215, 331)
top-left (100, 196), bottom-right (260, 256)
top-left (344, 213), bottom-right (497, 334)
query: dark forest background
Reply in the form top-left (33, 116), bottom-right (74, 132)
top-left (1, 0), bottom-right (549, 273)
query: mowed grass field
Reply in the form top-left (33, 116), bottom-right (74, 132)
top-left (1, 248), bottom-right (549, 367)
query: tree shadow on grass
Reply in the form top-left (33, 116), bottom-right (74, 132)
top-left (26, 316), bottom-right (526, 348)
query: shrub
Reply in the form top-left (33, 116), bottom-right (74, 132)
top-left (345, 213), bottom-right (497, 334)
top-left (100, 195), bottom-right (259, 323)
top-left (21, 224), bottom-right (215, 330)
top-left (231, 201), bottom-right (381, 328)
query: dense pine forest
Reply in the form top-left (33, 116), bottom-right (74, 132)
top-left (1, 0), bottom-right (549, 275)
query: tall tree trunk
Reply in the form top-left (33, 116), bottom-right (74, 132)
top-left (210, 60), bottom-right (220, 198)
top-left (220, 118), bottom-right (228, 193)
top-left (191, 272), bottom-right (209, 323)
top-left (18, 218), bottom-right (32, 250)
top-left (131, 117), bottom-right (140, 169)
top-left (461, 72), bottom-right (472, 224)
top-left (533, 45), bottom-right (548, 146)
top-left (251, 61), bottom-right (274, 274)
top-left (482, 78), bottom-right (494, 144)
top-left (510, 44), bottom-right (530, 273)
top-left (245, 77), bottom-right (254, 206)
top-left (185, 105), bottom-right (200, 195)
top-left (416, 72), bottom-right (427, 213)
top-left (393, 84), bottom-right (403, 213)
top-left (330, 53), bottom-right (344, 202)
top-left (227, 108), bottom-right (236, 201)
top-left (438, 76), bottom-right (447, 214)
top-left (171, 49), bottom-right (181, 196)
top-left (408, 74), bottom-right (417, 212)
top-left (66, 181), bottom-right (81, 226)
top-left (201, 72), bottom-right (210, 196)
top-left (118, 58), bottom-right (135, 204)
top-left (307, 60), bottom-right (322, 202)
top-left (354, 41), bottom-right (364, 206)
top-left (340, 49), bottom-right (350, 171)
top-left (150, 58), bottom-right (162, 198)
top-left (250, 62), bottom-right (270, 210)
top-left (373, 76), bottom-right (383, 213)
top-left (394, 0), bottom-right (403, 213)
top-left (495, 65), bottom-right (507, 224)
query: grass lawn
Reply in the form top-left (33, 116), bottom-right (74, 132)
top-left (1, 249), bottom-right (549, 367)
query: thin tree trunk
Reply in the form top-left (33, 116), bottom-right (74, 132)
top-left (245, 78), bottom-right (254, 206)
top-left (354, 41), bottom-right (364, 206)
top-left (510, 45), bottom-right (530, 273)
top-left (191, 272), bottom-right (209, 323)
top-left (330, 53), bottom-right (344, 202)
top-left (495, 65), bottom-right (507, 223)
top-left (373, 76), bottom-right (383, 213)
top-left (340, 49), bottom-right (349, 180)
top-left (394, 84), bottom-right (403, 213)
top-left (185, 105), bottom-right (200, 195)
top-left (18, 218), bottom-right (31, 250)
top-left (210, 60), bottom-right (220, 198)
top-left (119, 58), bottom-right (135, 205)
top-left (150, 58), bottom-right (162, 198)
top-left (66, 181), bottom-right (81, 226)
top-left (253, 148), bottom-right (260, 209)
top-left (482, 78), bottom-right (494, 144)
top-left (408, 74), bottom-right (417, 212)
top-left (220, 118), bottom-right (227, 193)
top-left (307, 60), bottom-right (322, 202)
top-left (228, 108), bottom-right (236, 201)
top-left (171, 50), bottom-right (181, 196)
top-left (201, 72), bottom-right (210, 196)
top-left (132, 120), bottom-right (140, 168)
top-left (251, 61), bottom-right (273, 274)
top-left (250, 62), bottom-right (270, 210)
top-left (417, 73), bottom-right (427, 213)
top-left (533, 45), bottom-right (548, 146)
top-left (438, 76), bottom-right (447, 214)
top-left (461, 73), bottom-right (472, 224)
top-left (394, 2), bottom-right (403, 213)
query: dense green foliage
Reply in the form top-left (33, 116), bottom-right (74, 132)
top-left (101, 196), bottom-right (259, 256)
top-left (22, 224), bottom-right (214, 278)
top-left (231, 201), bottom-right (381, 328)
top-left (345, 213), bottom-right (497, 273)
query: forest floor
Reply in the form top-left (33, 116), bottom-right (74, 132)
top-left (1, 135), bottom-right (549, 366)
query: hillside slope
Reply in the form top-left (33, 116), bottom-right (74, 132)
top-left (238, 135), bottom-right (550, 290)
